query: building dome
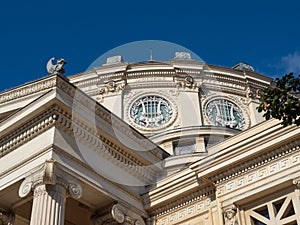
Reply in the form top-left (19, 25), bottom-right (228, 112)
top-left (70, 52), bottom-right (272, 173)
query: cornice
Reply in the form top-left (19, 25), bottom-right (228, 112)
top-left (54, 106), bottom-right (159, 184)
top-left (0, 107), bottom-right (57, 158)
top-left (0, 99), bottom-right (164, 186)
top-left (0, 75), bottom-right (58, 104)
top-left (148, 186), bottom-right (215, 216)
top-left (209, 139), bottom-right (300, 185)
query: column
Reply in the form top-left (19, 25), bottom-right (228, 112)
top-left (30, 184), bottom-right (66, 225)
top-left (18, 160), bottom-right (82, 225)
top-left (0, 209), bottom-right (14, 225)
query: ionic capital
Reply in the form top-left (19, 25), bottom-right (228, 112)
top-left (18, 159), bottom-right (82, 199)
top-left (293, 177), bottom-right (300, 189)
top-left (0, 209), bottom-right (14, 225)
top-left (222, 204), bottom-right (239, 225)
top-left (91, 203), bottom-right (145, 225)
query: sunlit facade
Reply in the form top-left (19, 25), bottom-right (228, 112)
top-left (1, 53), bottom-right (300, 225)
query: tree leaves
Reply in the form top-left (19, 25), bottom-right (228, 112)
top-left (257, 73), bottom-right (300, 127)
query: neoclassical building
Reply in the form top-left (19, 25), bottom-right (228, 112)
top-left (0, 52), bottom-right (300, 225)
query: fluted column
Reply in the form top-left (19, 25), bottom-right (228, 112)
top-left (30, 184), bottom-right (66, 225)
top-left (18, 160), bottom-right (82, 225)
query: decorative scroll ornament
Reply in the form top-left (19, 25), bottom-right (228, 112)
top-left (18, 159), bottom-right (82, 199)
top-left (246, 87), bottom-right (262, 100)
top-left (174, 75), bottom-right (199, 89)
top-left (46, 57), bottom-right (67, 76)
top-left (97, 79), bottom-right (127, 102)
top-left (91, 203), bottom-right (146, 225)
top-left (68, 183), bottom-right (82, 199)
top-left (111, 204), bottom-right (125, 223)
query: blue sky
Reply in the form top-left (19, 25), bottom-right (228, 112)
top-left (0, 0), bottom-right (300, 92)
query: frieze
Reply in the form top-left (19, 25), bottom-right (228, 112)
top-left (210, 140), bottom-right (300, 185)
top-left (216, 143), bottom-right (300, 196)
top-left (156, 197), bottom-right (212, 225)
top-left (151, 187), bottom-right (215, 217)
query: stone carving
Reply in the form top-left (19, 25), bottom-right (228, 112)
top-left (46, 57), bottom-right (67, 76)
top-left (0, 209), bottom-right (14, 225)
top-left (293, 177), bottom-right (300, 189)
top-left (97, 79), bottom-right (127, 102)
top-left (111, 204), bottom-right (125, 223)
top-left (223, 205), bottom-right (239, 225)
top-left (246, 87), bottom-right (262, 100)
top-left (91, 203), bottom-right (145, 225)
top-left (18, 159), bottom-right (82, 199)
top-left (174, 76), bottom-right (199, 89)
top-left (68, 183), bottom-right (82, 199)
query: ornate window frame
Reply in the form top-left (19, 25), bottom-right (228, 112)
top-left (126, 91), bottom-right (178, 132)
top-left (202, 95), bottom-right (250, 130)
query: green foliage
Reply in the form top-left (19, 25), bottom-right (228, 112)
top-left (257, 73), bottom-right (300, 126)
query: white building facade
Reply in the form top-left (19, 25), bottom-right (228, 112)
top-left (1, 53), bottom-right (300, 225)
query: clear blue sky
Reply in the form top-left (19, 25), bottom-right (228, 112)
top-left (1, 0), bottom-right (300, 92)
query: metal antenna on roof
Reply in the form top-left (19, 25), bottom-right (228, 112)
top-left (149, 48), bottom-right (153, 61)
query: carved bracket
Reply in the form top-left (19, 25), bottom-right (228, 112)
top-left (246, 87), bottom-right (262, 100)
top-left (18, 159), bottom-right (82, 199)
top-left (97, 79), bottom-right (127, 102)
top-left (91, 203), bottom-right (145, 225)
top-left (173, 76), bottom-right (199, 89)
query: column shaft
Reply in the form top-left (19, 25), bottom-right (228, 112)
top-left (30, 184), bottom-right (66, 225)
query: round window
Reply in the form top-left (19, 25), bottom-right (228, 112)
top-left (130, 96), bottom-right (173, 128)
top-left (205, 99), bottom-right (245, 129)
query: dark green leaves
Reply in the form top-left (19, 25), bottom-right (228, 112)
top-left (257, 73), bottom-right (300, 127)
